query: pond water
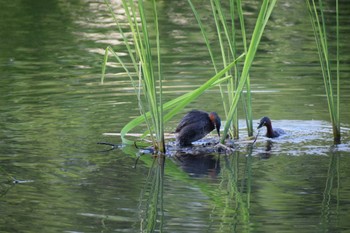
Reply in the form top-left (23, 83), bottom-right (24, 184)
top-left (1, 0), bottom-right (350, 232)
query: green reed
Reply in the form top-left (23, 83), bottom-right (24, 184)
top-left (103, 0), bottom-right (274, 148)
top-left (189, 0), bottom-right (241, 139)
top-left (189, 0), bottom-right (276, 142)
top-left (119, 57), bottom-right (243, 147)
top-left (102, 0), bottom-right (246, 150)
top-left (102, 0), bottom-right (166, 152)
top-left (306, 0), bottom-right (341, 144)
top-left (221, 0), bottom-right (276, 143)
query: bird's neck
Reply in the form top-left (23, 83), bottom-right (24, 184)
top-left (266, 124), bottom-right (275, 137)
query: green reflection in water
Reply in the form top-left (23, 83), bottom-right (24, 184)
top-left (139, 156), bottom-right (165, 232)
top-left (320, 148), bottom-right (340, 232)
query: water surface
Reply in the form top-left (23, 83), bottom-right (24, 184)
top-left (1, 0), bottom-right (350, 232)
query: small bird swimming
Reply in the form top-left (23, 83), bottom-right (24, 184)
top-left (257, 116), bottom-right (285, 138)
top-left (175, 110), bottom-right (221, 147)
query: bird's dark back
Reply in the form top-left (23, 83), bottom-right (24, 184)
top-left (175, 110), bottom-right (212, 133)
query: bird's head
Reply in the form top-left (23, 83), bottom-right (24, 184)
top-left (257, 116), bottom-right (271, 129)
top-left (209, 112), bottom-right (221, 137)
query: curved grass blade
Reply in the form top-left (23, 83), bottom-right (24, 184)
top-left (120, 55), bottom-right (244, 145)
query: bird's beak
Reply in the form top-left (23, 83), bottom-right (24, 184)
top-left (257, 121), bottom-right (264, 129)
top-left (215, 121), bottom-right (221, 137)
top-left (216, 127), bottom-right (220, 137)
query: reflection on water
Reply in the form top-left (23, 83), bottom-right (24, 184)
top-left (173, 153), bottom-right (220, 178)
top-left (133, 129), bottom-right (350, 232)
top-left (1, 0), bottom-right (350, 232)
top-left (138, 156), bottom-right (165, 233)
top-left (256, 140), bottom-right (274, 159)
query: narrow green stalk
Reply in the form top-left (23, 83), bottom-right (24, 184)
top-left (229, 0), bottom-right (240, 139)
top-left (213, 0), bottom-right (240, 138)
top-left (211, 0), bottom-right (232, 128)
top-left (188, 0), bottom-right (232, 122)
top-left (221, 0), bottom-right (277, 143)
top-left (306, 0), bottom-right (341, 143)
top-left (189, 0), bottom-right (273, 140)
top-left (102, 0), bottom-right (166, 152)
top-left (336, 0), bottom-right (340, 134)
top-left (236, 0), bottom-right (253, 137)
top-left (188, 0), bottom-right (218, 73)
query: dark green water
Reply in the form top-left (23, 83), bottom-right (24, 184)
top-left (1, 0), bottom-right (350, 232)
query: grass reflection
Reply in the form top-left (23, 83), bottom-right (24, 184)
top-left (320, 148), bottom-right (340, 231)
top-left (212, 146), bottom-right (253, 232)
top-left (121, 140), bottom-right (349, 232)
top-left (139, 155), bottom-right (165, 232)
top-left (0, 167), bottom-right (14, 198)
top-left (123, 141), bottom-right (257, 232)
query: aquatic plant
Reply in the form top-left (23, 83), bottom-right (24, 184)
top-left (102, 0), bottom-right (246, 151)
top-left (306, 0), bottom-right (341, 144)
top-left (118, 58), bottom-right (242, 147)
top-left (188, 0), bottom-right (277, 142)
top-left (102, 0), bottom-right (275, 149)
top-left (102, 0), bottom-right (165, 152)
top-left (189, 0), bottom-right (243, 139)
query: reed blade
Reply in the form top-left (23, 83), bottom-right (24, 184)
top-left (221, 0), bottom-right (277, 143)
top-left (306, 0), bottom-right (341, 143)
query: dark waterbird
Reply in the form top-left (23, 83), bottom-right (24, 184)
top-left (257, 116), bottom-right (285, 138)
top-left (175, 110), bottom-right (221, 147)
